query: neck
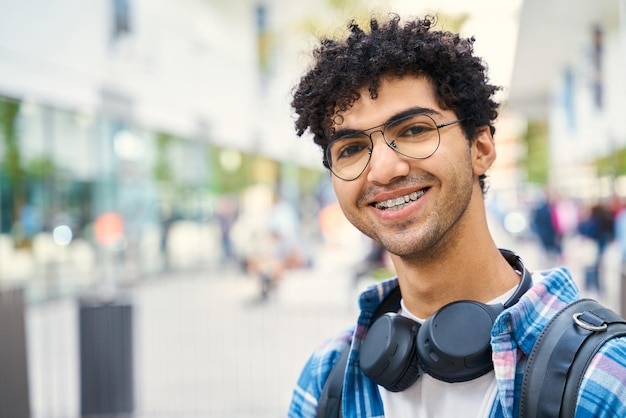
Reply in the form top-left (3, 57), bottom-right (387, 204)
top-left (391, 228), bottom-right (520, 319)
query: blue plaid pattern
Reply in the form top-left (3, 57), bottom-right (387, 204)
top-left (288, 267), bottom-right (626, 417)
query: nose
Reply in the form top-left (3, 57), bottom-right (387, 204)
top-left (365, 131), bottom-right (411, 184)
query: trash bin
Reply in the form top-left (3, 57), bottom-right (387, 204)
top-left (79, 296), bottom-right (134, 416)
top-left (0, 287), bottom-right (30, 418)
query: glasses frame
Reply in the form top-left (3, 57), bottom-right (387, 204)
top-left (325, 113), bottom-right (466, 181)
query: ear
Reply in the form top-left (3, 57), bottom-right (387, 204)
top-left (472, 127), bottom-right (496, 177)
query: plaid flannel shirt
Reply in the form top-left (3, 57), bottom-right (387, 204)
top-left (288, 266), bottom-right (626, 417)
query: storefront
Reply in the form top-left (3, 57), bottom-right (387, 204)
top-left (1, 96), bottom-right (325, 302)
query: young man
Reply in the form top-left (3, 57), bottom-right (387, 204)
top-left (287, 15), bottom-right (626, 418)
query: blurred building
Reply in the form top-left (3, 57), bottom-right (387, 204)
top-left (4, 0), bottom-right (593, 300)
top-left (0, 0), bottom-right (325, 300)
top-left (508, 0), bottom-right (626, 201)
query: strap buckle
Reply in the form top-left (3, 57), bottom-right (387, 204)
top-left (572, 312), bottom-right (608, 332)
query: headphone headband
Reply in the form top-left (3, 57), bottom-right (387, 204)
top-left (500, 249), bottom-right (533, 308)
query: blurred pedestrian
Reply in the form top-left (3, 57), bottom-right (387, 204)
top-left (286, 13), bottom-right (626, 418)
top-left (530, 190), bottom-right (562, 266)
top-left (214, 194), bottom-right (239, 265)
top-left (578, 202), bottom-right (615, 292)
top-left (245, 191), bottom-right (309, 300)
top-left (551, 195), bottom-right (579, 237)
top-left (615, 203), bottom-right (626, 317)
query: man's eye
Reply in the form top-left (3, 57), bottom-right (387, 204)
top-left (401, 124), bottom-right (432, 137)
top-left (335, 140), bottom-right (369, 160)
top-left (387, 114), bottom-right (437, 140)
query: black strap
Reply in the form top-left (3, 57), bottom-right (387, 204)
top-left (520, 299), bottom-right (626, 418)
top-left (317, 286), bottom-right (402, 418)
top-left (560, 307), bottom-right (626, 417)
top-left (317, 344), bottom-right (350, 418)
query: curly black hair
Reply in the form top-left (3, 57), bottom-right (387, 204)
top-left (291, 14), bottom-right (501, 191)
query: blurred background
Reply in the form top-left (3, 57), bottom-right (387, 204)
top-left (1, 0), bottom-right (626, 417)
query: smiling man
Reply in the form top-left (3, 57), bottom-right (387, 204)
top-left (287, 14), bottom-right (626, 418)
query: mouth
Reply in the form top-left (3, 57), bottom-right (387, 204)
top-left (373, 189), bottom-right (427, 211)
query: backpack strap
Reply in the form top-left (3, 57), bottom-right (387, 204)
top-left (317, 343), bottom-right (350, 418)
top-left (520, 298), bottom-right (626, 418)
top-left (317, 286), bottom-right (402, 418)
top-left (560, 304), bottom-right (626, 417)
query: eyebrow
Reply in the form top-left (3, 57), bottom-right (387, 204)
top-left (330, 107), bottom-right (443, 141)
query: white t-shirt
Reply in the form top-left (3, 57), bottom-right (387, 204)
top-left (379, 288), bottom-right (516, 418)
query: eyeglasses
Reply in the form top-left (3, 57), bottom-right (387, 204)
top-left (325, 112), bottom-right (465, 181)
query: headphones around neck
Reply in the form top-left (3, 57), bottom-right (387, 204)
top-left (359, 249), bottom-right (532, 392)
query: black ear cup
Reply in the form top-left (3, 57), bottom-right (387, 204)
top-left (360, 301), bottom-right (503, 390)
top-left (416, 301), bottom-right (504, 382)
top-left (360, 313), bottom-right (423, 392)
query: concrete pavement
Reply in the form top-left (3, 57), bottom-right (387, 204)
top-left (26, 243), bottom-right (363, 418)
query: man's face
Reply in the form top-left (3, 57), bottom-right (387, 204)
top-left (330, 75), bottom-right (492, 259)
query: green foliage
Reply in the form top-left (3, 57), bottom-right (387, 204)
top-left (435, 13), bottom-right (469, 33)
top-left (370, 267), bottom-right (395, 281)
top-left (522, 121), bottom-right (549, 185)
top-left (153, 132), bottom-right (175, 182)
top-left (0, 99), bottom-right (22, 181)
top-left (596, 147), bottom-right (626, 177)
top-left (25, 157), bottom-right (55, 179)
top-left (295, 1), bottom-right (470, 54)
top-left (209, 147), bottom-right (252, 194)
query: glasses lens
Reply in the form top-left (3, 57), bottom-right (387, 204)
top-left (327, 135), bottom-right (372, 181)
top-left (385, 114), bottom-right (440, 159)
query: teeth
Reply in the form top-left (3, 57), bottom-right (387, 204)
top-left (375, 190), bottom-right (425, 210)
